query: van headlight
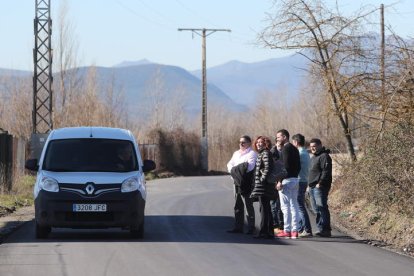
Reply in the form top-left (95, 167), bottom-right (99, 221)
top-left (121, 176), bottom-right (141, 193)
top-left (39, 176), bottom-right (59, 192)
top-left (121, 176), bottom-right (146, 199)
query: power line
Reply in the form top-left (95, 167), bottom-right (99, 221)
top-left (174, 0), bottom-right (219, 28)
top-left (113, 0), bottom-right (173, 30)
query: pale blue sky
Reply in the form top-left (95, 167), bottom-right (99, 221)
top-left (1, 0), bottom-right (413, 71)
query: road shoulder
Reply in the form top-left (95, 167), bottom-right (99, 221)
top-left (0, 205), bottom-right (34, 243)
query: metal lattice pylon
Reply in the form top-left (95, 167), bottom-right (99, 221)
top-left (33, 0), bottom-right (53, 134)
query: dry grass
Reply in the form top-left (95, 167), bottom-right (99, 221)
top-left (0, 174), bottom-right (35, 216)
top-left (330, 124), bottom-right (414, 256)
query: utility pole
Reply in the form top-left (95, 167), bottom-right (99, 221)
top-left (31, 0), bottom-right (53, 159)
top-left (380, 4), bottom-right (385, 109)
top-left (178, 28), bottom-right (231, 172)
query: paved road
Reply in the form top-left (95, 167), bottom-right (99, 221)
top-left (0, 176), bottom-right (413, 276)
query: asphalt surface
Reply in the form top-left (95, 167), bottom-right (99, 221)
top-left (0, 176), bottom-right (413, 276)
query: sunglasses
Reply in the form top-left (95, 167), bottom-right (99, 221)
top-left (239, 141), bottom-right (248, 145)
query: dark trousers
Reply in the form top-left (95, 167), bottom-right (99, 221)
top-left (270, 195), bottom-right (284, 229)
top-left (234, 192), bottom-right (255, 231)
top-left (258, 196), bottom-right (273, 236)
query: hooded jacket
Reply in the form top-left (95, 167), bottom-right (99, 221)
top-left (308, 147), bottom-right (332, 190)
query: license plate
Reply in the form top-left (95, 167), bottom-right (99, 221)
top-left (73, 204), bottom-right (107, 212)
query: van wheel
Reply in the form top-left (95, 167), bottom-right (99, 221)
top-left (130, 222), bottom-right (144, 239)
top-left (35, 222), bottom-right (51, 239)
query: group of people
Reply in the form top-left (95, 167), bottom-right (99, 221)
top-left (226, 129), bottom-right (333, 239)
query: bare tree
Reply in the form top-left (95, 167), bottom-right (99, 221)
top-left (99, 73), bottom-right (127, 128)
top-left (144, 67), bottom-right (166, 130)
top-left (141, 67), bottom-right (189, 134)
top-left (54, 0), bottom-right (81, 127)
top-left (0, 75), bottom-right (32, 138)
top-left (165, 84), bottom-right (187, 131)
top-left (258, 0), bottom-right (379, 160)
top-left (61, 66), bottom-right (101, 126)
top-left (375, 34), bottom-right (414, 137)
top-left (208, 105), bottom-right (247, 171)
top-left (249, 87), bottom-right (290, 136)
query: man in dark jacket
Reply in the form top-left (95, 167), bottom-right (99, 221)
top-left (308, 138), bottom-right (333, 237)
top-left (275, 129), bottom-right (301, 239)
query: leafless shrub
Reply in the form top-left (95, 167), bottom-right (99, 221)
top-left (338, 123), bottom-right (414, 217)
top-left (148, 128), bottom-right (201, 175)
top-left (141, 67), bottom-right (188, 132)
top-left (0, 75), bottom-right (32, 139)
top-left (207, 105), bottom-right (250, 172)
top-left (53, 66), bottom-right (127, 128)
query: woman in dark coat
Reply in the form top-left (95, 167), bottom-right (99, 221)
top-left (250, 136), bottom-right (275, 238)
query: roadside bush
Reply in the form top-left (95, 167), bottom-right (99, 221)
top-left (337, 123), bottom-right (414, 217)
top-left (149, 128), bottom-right (201, 175)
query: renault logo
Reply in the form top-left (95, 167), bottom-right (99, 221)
top-left (85, 183), bottom-right (95, 195)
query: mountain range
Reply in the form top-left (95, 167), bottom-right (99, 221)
top-left (192, 53), bottom-right (309, 105)
top-left (0, 54), bottom-right (309, 115)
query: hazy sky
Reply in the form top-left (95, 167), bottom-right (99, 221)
top-left (1, 0), bottom-right (413, 71)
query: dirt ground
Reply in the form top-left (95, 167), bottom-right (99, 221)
top-left (329, 154), bottom-right (414, 258)
top-left (0, 205), bottom-right (34, 243)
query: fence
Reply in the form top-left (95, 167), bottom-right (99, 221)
top-left (0, 130), bottom-right (13, 192)
top-left (138, 141), bottom-right (158, 163)
top-left (0, 129), bottom-right (27, 193)
top-left (12, 137), bottom-right (26, 178)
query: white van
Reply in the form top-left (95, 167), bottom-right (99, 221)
top-left (25, 127), bottom-right (155, 239)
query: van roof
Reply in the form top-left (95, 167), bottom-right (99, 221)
top-left (48, 127), bottom-right (135, 141)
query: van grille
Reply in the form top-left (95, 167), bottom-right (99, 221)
top-left (64, 212), bottom-right (115, 222)
top-left (59, 183), bottom-right (121, 198)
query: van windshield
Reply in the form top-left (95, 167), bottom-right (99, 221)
top-left (42, 139), bottom-right (138, 172)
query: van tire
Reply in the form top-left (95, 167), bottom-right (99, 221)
top-left (130, 222), bottom-right (144, 239)
top-left (36, 222), bottom-right (51, 239)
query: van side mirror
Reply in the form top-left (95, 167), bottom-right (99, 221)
top-left (142, 159), bottom-right (156, 173)
top-left (25, 159), bottom-right (39, 171)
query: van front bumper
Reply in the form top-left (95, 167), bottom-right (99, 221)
top-left (35, 189), bottom-right (145, 229)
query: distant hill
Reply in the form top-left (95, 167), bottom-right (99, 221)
top-left (192, 53), bottom-right (309, 105)
top-left (0, 64), bottom-right (247, 118)
top-left (112, 59), bottom-right (153, 68)
top-left (91, 63), bottom-right (247, 115)
top-left (0, 68), bottom-right (31, 77)
top-left (0, 54), bottom-right (309, 116)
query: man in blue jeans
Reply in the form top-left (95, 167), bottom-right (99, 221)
top-left (275, 129), bottom-right (301, 239)
top-left (292, 134), bottom-right (312, 237)
top-left (308, 138), bottom-right (332, 237)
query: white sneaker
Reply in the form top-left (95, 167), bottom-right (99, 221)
top-left (299, 230), bottom-right (313, 238)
